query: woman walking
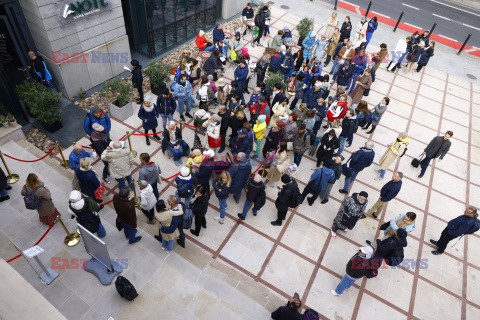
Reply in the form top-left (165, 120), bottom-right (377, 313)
top-left (213, 171), bottom-right (231, 224)
top-left (376, 132), bottom-right (409, 180)
top-left (266, 141), bottom-right (290, 187)
top-left (331, 191), bottom-right (368, 238)
top-left (362, 97), bottom-right (389, 134)
top-left (190, 186), bottom-right (210, 236)
top-left (365, 17), bottom-right (378, 46)
top-left (21, 173), bottom-right (60, 225)
top-left (416, 42), bottom-right (435, 72)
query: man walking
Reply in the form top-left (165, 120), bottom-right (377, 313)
top-left (301, 165), bottom-right (335, 206)
top-left (271, 174), bottom-right (300, 226)
top-left (101, 141), bottom-right (135, 189)
top-left (337, 109), bottom-right (355, 155)
top-left (418, 131), bottom-right (453, 178)
top-left (253, 6), bottom-right (268, 47)
top-left (430, 207), bottom-right (479, 255)
top-left (293, 123), bottom-right (311, 167)
top-left (362, 172), bottom-right (403, 219)
top-left (113, 188), bottom-right (141, 244)
top-left (339, 142), bottom-right (375, 194)
top-left (156, 87), bottom-right (176, 130)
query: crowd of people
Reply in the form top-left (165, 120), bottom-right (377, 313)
top-left (4, 3), bottom-right (478, 318)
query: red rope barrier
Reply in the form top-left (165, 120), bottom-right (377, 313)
top-left (183, 123), bottom-right (204, 129)
top-left (132, 131), bottom-right (163, 136)
top-left (119, 135), bottom-right (126, 141)
top-left (100, 199), bottom-right (113, 206)
top-left (6, 220), bottom-right (56, 263)
top-left (252, 158), bottom-right (266, 176)
top-left (3, 146), bottom-right (55, 163)
top-left (161, 172), bottom-right (181, 181)
top-left (80, 145), bottom-right (94, 149)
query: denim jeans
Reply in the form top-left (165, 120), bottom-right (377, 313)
top-left (331, 62), bottom-right (342, 82)
top-left (123, 224), bottom-right (137, 243)
top-left (347, 72), bottom-right (361, 93)
top-left (293, 152), bottom-right (304, 166)
top-left (380, 169), bottom-right (386, 179)
top-left (161, 114), bottom-right (173, 130)
top-left (116, 175), bottom-right (132, 189)
top-left (242, 199), bottom-right (257, 217)
top-left (97, 221), bottom-right (106, 238)
top-left (343, 171), bottom-right (358, 191)
top-left (0, 183), bottom-right (9, 197)
top-left (335, 274), bottom-right (357, 294)
top-left (162, 239), bottom-right (174, 251)
top-left (151, 183), bottom-right (159, 200)
top-left (176, 97), bottom-right (193, 115)
top-left (203, 46), bottom-right (214, 52)
top-left (420, 156), bottom-right (432, 176)
top-left (338, 136), bottom-right (348, 155)
top-left (329, 56), bottom-right (339, 74)
top-left (167, 145), bottom-right (183, 162)
top-left (219, 198), bottom-right (228, 219)
top-left (175, 191), bottom-right (191, 208)
top-left (347, 133), bottom-right (354, 146)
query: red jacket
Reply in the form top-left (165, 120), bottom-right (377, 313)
top-left (196, 35), bottom-right (208, 50)
top-left (250, 102), bottom-right (270, 123)
top-left (327, 101), bottom-right (348, 122)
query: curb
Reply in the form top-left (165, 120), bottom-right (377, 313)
top-left (337, 0), bottom-right (480, 58)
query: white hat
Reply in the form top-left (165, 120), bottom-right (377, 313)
top-left (180, 167), bottom-right (190, 177)
top-left (203, 149), bottom-right (215, 157)
top-left (69, 190), bottom-right (82, 202)
top-left (360, 246), bottom-right (374, 259)
top-left (92, 123), bottom-right (104, 132)
top-left (280, 45), bottom-right (286, 50)
top-left (144, 95), bottom-right (151, 103)
top-left (310, 31), bottom-right (317, 37)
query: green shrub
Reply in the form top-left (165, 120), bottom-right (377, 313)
top-left (297, 17), bottom-right (313, 39)
top-left (144, 60), bottom-right (173, 88)
top-left (104, 79), bottom-right (132, 107)
top-left (16, 81), bottom-right (62, 125)
top-left (265, 71), bottom-right (286, 90)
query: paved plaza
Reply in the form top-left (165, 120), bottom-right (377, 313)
top-left (1, 4), bottom-right (480, 320)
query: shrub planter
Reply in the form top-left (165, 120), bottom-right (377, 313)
top-left (150, 85), bottom-right (166, 96)
top-left (42, 120), bottom-right (63, 133)
top-left (109, 101), bottom-right (133, 121)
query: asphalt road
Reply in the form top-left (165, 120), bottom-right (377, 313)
top-left (323, 0), bottom-right (480, 48)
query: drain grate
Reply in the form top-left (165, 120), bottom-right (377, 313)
top-left (280, 5), bottom-right (290, 9)
top-left (466, 74), bottom-right (477, 80)
top-left (268, 1), bottom-right (274, 4)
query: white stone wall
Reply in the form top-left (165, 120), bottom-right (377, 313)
top-left (222, 0), bottom-right (249, 20)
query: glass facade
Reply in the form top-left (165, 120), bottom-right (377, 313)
top-left (127, 0), bottom-right (220, 58)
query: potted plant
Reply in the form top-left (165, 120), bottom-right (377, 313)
top-left (6, 114), bottom-right (16, 126)
top-left (16, 81), bottom-right (63, 132)
top-left (0, 115), bottom-right (7, 127)
top-left (297, 17), bottom-right (313, 46)
top-left (78, 87), bottom-right (86, 99)
top-left (143, 60), bottom-right (172, 96)
top-left (104, 78), bottom-right (133, 121)
top-left (265, 71), bottom-right (287, 91)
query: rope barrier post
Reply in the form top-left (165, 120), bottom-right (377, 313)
top-left (365, 1), bottom-right (372, 17)
top-left (0, 150), bottom-right (19, 184)
top-left (55, 141), bottom-right (70, 169)
top-left (334, 0), bottom-right (338, 10)
top-left (394, 12), bottom-right (403, 32)
top-left (56, 215), bottom-right (80, 247)
top-left (457, 34), bottom-right (471, 55)
top-left (126, 131), bottom-right (137, 158)
top-left (429, 23), bottom-right (437, 35)
top-left (130, 178), bottom-right (140, 206)
top-left (257, 152), bottom-right (269, 178)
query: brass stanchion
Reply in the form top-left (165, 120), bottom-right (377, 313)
top-left (55, 141), bottom-right (69, 169)
top-left (126, 131), bottom-right (137, 158)
top-left (0, 150), bottom-right (19, 184)
top-left (56, 216), bottom-right (80, 247)
top-left (257, 151), bottom-right (269, 178)
top-left (130, 178), bottom-right (140, 206)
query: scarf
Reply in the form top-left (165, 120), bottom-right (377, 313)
top-left (386, 216), bottom-right (414, 237)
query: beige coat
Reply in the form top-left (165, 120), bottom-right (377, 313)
top-left (101, 147), bottom-right (135, 179)
top-left (324, 16), bottom-right (338, 39)
top-left (350, 73), bottom-right (372, 104)
top-left (267, 150), bottom-right (290, 182)
top-left (326, 33), bottom-right (341, 56)
top-left (379, 138), bottom-right (409, 170)
top-left (154, 206), bottom-right (184, 241)
top-left (269, 102), bottom-right (290, 126)
top-left (21, 183), bottom-right (56, 217)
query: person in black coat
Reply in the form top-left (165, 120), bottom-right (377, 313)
top-left (238, 174), bottom-right (266, 219)
top-left (339, 16), bottom-right (352, 43)
top-left (217, 105), bottom-right (229, 153)
top-left (419, 131), bottom-right (453, 178)
top-left (0, 167), bottom-right (11, 202)
top-left (130, 59), bottom-right (144, 104)
top-left (335, 62), bottom-right (352, 92)
top-left (271, 175), bottom-right (299, 226)
top-left (231, 129), bottom-right (252, 156)
top-left (320, 155), bottom-right (344, 204)
top-left (194, 151), bottom-right (216, 190)
top-left (262, 121), bottom-right (285, 158)
top-left (253, 6), bottom-right (268, 46)
top-left (271, 296), bottom-right (303, 320)
top-left (137, 96), bottom-right (161, 146)
top-left (204, 50), bottom-right (224, 81)
top-left (416, 42), bottom-right (435, 72)
top-left (316, 129), bottom-right (339, 167)
top-left (255, 57), bottom-right (269, 87)
top-left (190, 186), bottom-right (210, 236)
top-left (271, 83), bottom-right (285, 107)
top-left (338, 109), bottom-right (356, 154)
top-left (230, 109), bottom-right (248, 148)
top-left (371, 228), bottom-right (408, 262)
top-left (242, 3), bottom-right (254, 35)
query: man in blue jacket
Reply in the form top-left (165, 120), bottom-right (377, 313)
top-left (347, 50), bottom-right (368, 93)
top-left (84, 106), bottom-right (111, 137)
top-left (213, 23), bottom-right (225, 45)
top-left (431, 207), bottom-right (479, 255)
top-left (229, 153), bottom-right (252, 203)
top-left (303, 83), bottom-right (323, 109)
top-left (69, 144), bottom-right (92, 170)
top-left (362, 172), bottom-right (403, 219)
top-left (301, 166), bottom-right (335, 206)
top-left (156, 87), bottom-right (176, 130)
top-left (339, 141), bottom-right (375, 194)
top-left (232, 129), bottom-right (252, 156)
top-left (234, 60), bottom-right (250, 94)
top-left (269, 49), bottom-right (285, 73)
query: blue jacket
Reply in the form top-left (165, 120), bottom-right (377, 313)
top-left (174, 81), bottom-right (192, 101)
top-left (175, 68), bottom-right (190, 83)
top-left (313, 102), bottom-right (327, 120)
top-left (311, 63), bottom-right (322, 82)
top-left (75, 168), bottom-right (100, 198)
top-left (351, 54), bottom-right (368, 74)
top-left (302, 31), bottom-right (316, 58)
top-left (175, 175), bottom-right (194, 198)
top-left (213, 27), bottom-right (225, 44)
top-left (161, 207), bottom-right (183, 234)
top-left (282, 30), bottom-right (293, 40)
top-left (447, 215), bottom-right (479, 236)
top-left (69, 150), bottom-right (91, 170)
top-left (367, 20), bottom-right (378, 33)
top-left (373, 236), bottom-right (407, 259)
top-left (84, 109), bottom-right (111, 136)
top-left (213, 178), bottom-right (231, 199)
top-left (380, 180), bottom-right (402, 202)
top-left (234, 65), bottom-right (249, 84)
top-left (311, 167), bottom-right (335, 189)
top-left (138, 105), bottom-right (160, 131)
top-left (282, 54), bottom-right (295, 75)
top-left (334, 42), bottom-right (346, 57)
top-left (304, 87), bottom-right (323, 109)
top-left (156, 94), bottom-right (176, 116)
top-left (269, 51), bottom-right (284, 72)
top-left (248, 93), bottom-right (261, 107)
top-left (418, 47), bottom-right (434, 65)
top-left (228, 157), bottom-right (252, 195)
top-left (195, 158), bottom-right (215, 187)
top-left (349, 147), bottom-right (375, 172)
top-left (232, 135), bottom-right (252, 156)
top-left (385, 213), bottom-right (416, 235)
top-left (337, 65), bottom-right (352, 86)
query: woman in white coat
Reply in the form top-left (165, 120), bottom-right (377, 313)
top-left (203, 114), bottom-right (221, 151)
top-left (354, 17), bottom-right (368, 47)
top-left (139, 180), bottom-right (157, 224)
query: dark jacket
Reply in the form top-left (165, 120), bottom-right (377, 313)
top-left (380, 180), bottom-right (402, 202)
top-left (275, 180), bottom-right (299, 212)
top-left (138, 105), bottom-right (160, 131)
top-left (218, 111), bottom-right (229, 134)
top-left (113, 194), bottom-right (137, 228)
top-left (418, 47), bottom-right (434, 65)
top-left (324, 157), bottom-right (343, 181)
top-left (162, 127), bottom-right (182, 154)
top-left (367, 20), bottom-right (378, 33)
top-left (242, 6), bottom-right (254, 19)
top-left (131, 65), bottom-right (143, 88)
top-left (232, 135), bottom-right (252, 155)
top-left (346, 253), bottom-right (380, 279)
top-left (156, 94), bottom-right (176, 116)
top-left (269, 51), bottom-right (285, 73)
top-left (340, 21), bottom-right (352, 40)
top-left (75, 168), bottom-right (100, 199)
top-left (255, 10), bottom-right (266, 28)
top-left (213, 178), bottom-right (230, 199)
top-left (213, 27), bottom-right (225, 44)
top-left (230, 116), bottom-right (247, 139)
top-left (337, 65), bottom-right (352, 86)
top-left (190, 193), bottom-right (210, 217)
top-left (373, 236), bottom-right (407, 259)
top-left (30, 56), bottom-right (48, 81)
top-left (90, 131), bottom-right (110, 158)
top-left (271, 92), bottom-right (285, 109)
top-left (446, 215), bottom-right (480, 237)
top-left (245, 177), bottom-right (266, 204)
top-left (271, 306), bottom-right (303, 320)
top-left (424, 136), bottom-right (451, 159)
top-left (316, 135), bottom-right (339, 162)
top-left (293, 131), bottom-right (311, 154)
top-left (304, 88), bottom-right (322, 109)
top-left (349, 147), bottom-right (375, 172)
top-left (69, 197), bottom-right (101, 233)
top-left (204, 54), bottom-right (223, 75)
top-left (261, 84), bottom-right (271, 102)
top-left (340, 117), bottom-right (356, 138)
top-left (175, 175), bottom-right (194, 198)
top-left (234, 65), bottom-right (249, 84)
top-left (195, 158), bottom-right (216, 187)
top-left (228, 157), bottom-right (252, 195)
top-left (263, 129), bottom-right (283, 154)
top-left (0, 167), bottom-right (7, 190)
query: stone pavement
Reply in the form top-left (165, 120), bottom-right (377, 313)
top-left (1, 4), bottom-right (480, 320)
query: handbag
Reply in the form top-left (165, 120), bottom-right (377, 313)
top-left (94, 182), bottom-right (106, 200)
top-left (379, 221), bottom-right (390, 230)
top-left (411, 153), bottom-right (425, 168)
top-left (208, 135), bottom-right (222, 148)
top-left (363, 88), bottom-right (370, 96)
top-left (115, 217), bottom-right (123, 231)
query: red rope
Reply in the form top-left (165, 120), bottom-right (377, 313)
top-left (80, 145), bottom-right (94, 149)
top-left (252, 158), bottom-right (266, 176)
top-left (119, 135), bottom-right (126, 141)
top-left (183, 123), bottom-right (204, 129)
top-left (100, 199), bottom-right (113, 206)
top-left (161, 172), bottom-right (181, 181)
top-left (3, 146), bottom-right (55, 163)
top-left (132, 131), bottom-right (163, 136)
top-left (6, 220), bottom-right (56, 263)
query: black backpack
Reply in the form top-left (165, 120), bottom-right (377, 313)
top-left (287, 185), bottom-right (302, 208)
top-left (115, 276), bottom-right (138, 301)
top-left (385, 246), bottom-right (404, 266)
top-left (254, 13), bottom-right (262, 27)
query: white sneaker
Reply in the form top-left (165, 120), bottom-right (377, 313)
top-left (330, 289), bottom-right (341, 296)
top-left (331, 230), bottom-right (336, 238)
top-left (213, 216), bottom-right (225, 224)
